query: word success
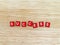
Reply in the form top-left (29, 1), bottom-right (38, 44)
top-left (10, 21), bottom-right (51, 28)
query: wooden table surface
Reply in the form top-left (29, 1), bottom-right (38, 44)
top-left (0, 0), bottom-right (60, 45)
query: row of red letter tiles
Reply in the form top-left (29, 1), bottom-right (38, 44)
top-left (10, 21), bottom-right (51, 28)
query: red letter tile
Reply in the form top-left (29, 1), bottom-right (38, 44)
top-left (28, 21), bottom-right (33, 26)
top-left (33, 23), bottom-right (38, 28)
top-left (45, 22), bottom-right (50, 28)
top-left (10, 21), bottom-right (15, 27)
top-left (22, 22), bottom-right (26, 27)
top-left (39, 21), bottom-right (44, 27)
top-left (16, 21), bottom-right (20, 26)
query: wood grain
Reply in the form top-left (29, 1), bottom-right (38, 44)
top-left (0, 0), bottom-right (60, 45)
